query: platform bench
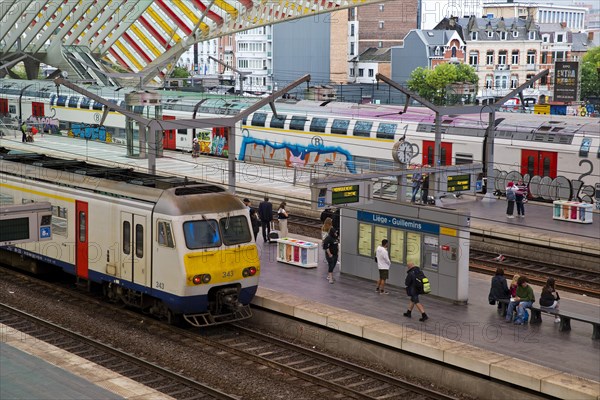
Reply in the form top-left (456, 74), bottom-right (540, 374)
top-left (495, 300), bottom-right (600, 340)
top-left (529, 306), bottom-right (600, 340)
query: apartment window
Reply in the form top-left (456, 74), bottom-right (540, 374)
top-left (379, 4), bottom-right (384, 11)
top-left (510, 75), bottom-right (518, 89)
top-left (500, 31), bottom-right (507, 40)
top-left (350, 24), bottom-right (355, 37)
top-left (471, 31), bottom-right (478, 40)
top-left (541, 52), bottom-right (548, 64)
top-left (350, 42), bottom-right (355, 55)
top-left (358, 68), bottom-right (364, 77)
top-left (485, 76), bottom-right (493, 89)
top-left (451, 47), bottom-right (457, 57)
top-left (434, 46), bottom-right (441, 56)
top-left (487, 31), bottom-right (494, 38)
top-left (512, 30), bottom-right (518, 38)
top-left (511, 50), bottom-right (519, 65)
top-left (469, 51), bottom-right (479, 65)
top-left (542, 34), bottom-right (550, 43)
top-left (486, 51), bottom-right (494, 65)
top-left (527, 50), bottom-right (536, 65)
top-left (368, 69), bottom-right (374, 77)
top-left (378, 41), bottom-right (383, 48)
top-left (526, 74), bottom-right (535, 88)
top-left (349, 68), bottom-right (354, 77)
top-left (379, 21), bottom-right (384, 29)
top-left (556, 33), bottom-right (564, 43)
top-left (528, 31), bottom-right (536, 40)
top-left (541, 75), bottom-right (548, 85)
top-left (498, 50), bottom-right (507, 65)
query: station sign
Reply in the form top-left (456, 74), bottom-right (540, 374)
top-left (447, 174), bottom-right (471, 193)
top-left (311, 181), bottom-right (373, 209)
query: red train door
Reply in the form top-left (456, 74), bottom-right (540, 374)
top-left (422, 140), bottom-right (452, 166)
top-left (521, 150), bottom-right (558, 177)
top-left (162, 115), bottom-right (176, 150)
top-left (0, 98), bottom-right (8, 114)
top-left (75, 201), bottom-right (89, 279)
top-left (31, 101), bottom-right (45, 116)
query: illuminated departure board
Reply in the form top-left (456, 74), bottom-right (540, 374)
top-left (447, 174), bottom-right (471, 192)
top-left (331, 185), bottom-right (360, 205)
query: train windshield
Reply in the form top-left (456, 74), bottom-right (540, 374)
top-left (183, 220), bottom-right (221, 249)
top-left (219, 215), bottom-right (252, 245)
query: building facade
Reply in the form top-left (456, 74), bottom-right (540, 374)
top-left (482, 1), bottom-right (587, 31)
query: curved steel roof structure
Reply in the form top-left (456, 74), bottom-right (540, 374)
top-left (0, 0), bottom-right (381, 84)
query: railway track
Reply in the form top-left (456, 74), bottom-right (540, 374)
top-left (0, 266), bottom-right (463, 399)
top-left (0, 304), bottom-right (236, 400)
top-left (469, 250), bottom-right (600, 298)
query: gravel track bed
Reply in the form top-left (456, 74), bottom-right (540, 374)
top-left (0, 273), bottom-right (325, 400)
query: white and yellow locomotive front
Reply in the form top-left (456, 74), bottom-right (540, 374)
top-left (150, 188), bottom-right (260, 326)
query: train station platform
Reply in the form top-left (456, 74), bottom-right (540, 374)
top-left (252, 236), bottom-right (600, 399)
top-left (1, 134), bottom-right (598, 261)
top-left (0, 324), bottom-right (173, 399)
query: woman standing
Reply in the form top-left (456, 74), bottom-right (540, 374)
top-left (505, 182), bottom-right (517, 218)
top-left (540, 277), bottom-right (561, 323)
top-left (277, 202), bottom-right (289, 238)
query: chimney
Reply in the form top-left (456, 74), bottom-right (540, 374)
top-left (560, 22), bottom-right (567, 28)
top-left (588, 32), bottom-right (594, 42)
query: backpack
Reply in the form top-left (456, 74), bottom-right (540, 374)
top-left (414, 269), bottom-right (431, 294)
top-left (506, 189), bottom-right (516, 201)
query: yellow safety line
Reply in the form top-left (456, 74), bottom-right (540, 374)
top-left (213, 0), bottom-right (238, 19)
top-left (114, 39), bottom-right (143, 70)
top-left (0, 183), bottom-right (75, 203)
top-left (130, 24), bottom-right (161, 57)
top-left (147, 6), bottom-right (181, 43)
top-left (172, 0), bottom-right (209, 35)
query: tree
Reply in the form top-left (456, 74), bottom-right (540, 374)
top-left (171, 66), bottom-right (190, 79)
top-left (407, 63), bottom-right (478, 105)
top-left (580, 46), bottom-right (600, 101)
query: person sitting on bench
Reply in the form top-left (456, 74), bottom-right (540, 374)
top-left (506, 276), bottom-right (535, 325)
top-left (488, 268), bottom-right (510, 310)
top-left (539, 277), bottom-right (561, 323)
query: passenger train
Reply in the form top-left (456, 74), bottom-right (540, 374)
top-left (1, 79), bottom-right (598, 203)
top-left (0, 148), bottom-right (259, 326)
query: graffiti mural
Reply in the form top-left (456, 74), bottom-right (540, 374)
top-left (493, 167), bottom-right (598, 204)
top-left (71, 123), bottom-right (107, 141)
top-left (238, 130), bottom-right (357, 174)
top-left (26, 116), bottom-right (59, 134)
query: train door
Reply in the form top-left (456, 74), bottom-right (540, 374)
top-left (31, 101), bottom-right (44, 117)
top-left (120, 212), bottom-right (149, 286)
top-left (423, 141), bottom-right (452, 166)
top-left (521, 150), bottom-right (558, 177)
top-left (162, 115), bottom-right (176, 150)
top-left (0, 98), bottom-right (8, 114)
top-left (75, 201), bottom-right (89, 279)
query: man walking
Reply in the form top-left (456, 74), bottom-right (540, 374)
top-left (258, 196), bottom-right (273, 243)
top-left (403, 262), bottom-right (429, 321)
top-left (375, 239), bottom-right (391, 294)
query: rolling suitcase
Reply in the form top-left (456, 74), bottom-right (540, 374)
top-left (268, 220), bottom-right (280, 242)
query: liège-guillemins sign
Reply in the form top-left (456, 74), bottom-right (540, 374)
top-left (554, 61), bottom-right (579, 102)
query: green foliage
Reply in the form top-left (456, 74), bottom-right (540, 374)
top-left (407, 63), bottom-right (479, 105)
top-left (171, 66), bottom-right (190, 79)
top-left (580, 46), bottom-right (600, 100)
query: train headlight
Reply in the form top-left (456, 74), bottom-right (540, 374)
top-left (242, 267), bottom-right (257, 277)
top-left (192, 274), bottom-right (211, 285)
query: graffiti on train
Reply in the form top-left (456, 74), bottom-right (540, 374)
top-left (26, 116), bottom-right (59, 134)
top-left (239, 130), bottom-right (357, 173)
top-left (494, 166), bottom-right (597, 204)
top-left (71, 123), bottom-right (107, 141)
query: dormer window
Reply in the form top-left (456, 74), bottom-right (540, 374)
top-left (528, 31), bottom-right (536, 40)
top-left (434, 46), bottom-right (441, 56)
top-left (556, 33), bottom-right (564, 43)
top-left (471, 31), bottom-right (478, 40)
top-left (500, 31), bottom-right (507, 40)
top-left (512, 31), bottom-right (518, 38)
top-left (487, 31), bottom-right (494, 38)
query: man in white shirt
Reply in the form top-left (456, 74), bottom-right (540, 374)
top-left (376, 239), bottom-right (391, 294)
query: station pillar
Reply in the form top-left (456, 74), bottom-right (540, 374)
top-left (125, 91), bottom-right (163, 158)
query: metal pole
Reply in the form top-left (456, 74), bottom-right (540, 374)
top-left (147, 120), bottom-right (158, 175)
top-left (228, 125), bottom-right (236, 193)
top-left (483, 110), bottom-right (496, 201)
top-left (433, 112), bottom-right (441, 205)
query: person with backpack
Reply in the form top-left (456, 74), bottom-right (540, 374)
top-left (403, 262), bottom-right (429, 322)
top-left (322, 227), bottom-right (339, 284)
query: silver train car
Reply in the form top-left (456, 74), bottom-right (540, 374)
top-left (0, 149), bottom-right (259, 326)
